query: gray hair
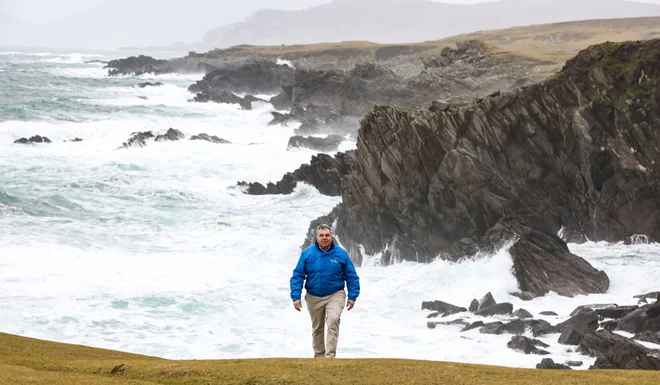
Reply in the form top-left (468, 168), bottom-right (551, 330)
top-left (316, 224), bottom-right (332, 233)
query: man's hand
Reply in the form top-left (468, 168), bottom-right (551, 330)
top-left (346, 300), bottom-right (355, 311)
top-left (293, 300), bottom-right (302, 311)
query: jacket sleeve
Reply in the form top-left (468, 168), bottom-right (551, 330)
top-left (289, 251), bottom-right (307, 301)
top-left (342, 251), bottom-right (360, 301)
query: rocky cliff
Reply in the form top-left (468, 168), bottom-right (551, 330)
top-left (309, 39), bottom-right (659, 297)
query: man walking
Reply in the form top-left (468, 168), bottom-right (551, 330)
top-left (290, 224), bottom-right (360, 358)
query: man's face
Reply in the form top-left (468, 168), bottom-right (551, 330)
top-left (317, 228), bottom-right (332, 249)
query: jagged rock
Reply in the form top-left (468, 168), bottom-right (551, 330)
top-left (616, 304), bottom-right (660, 334)
top-left (190, 134), bottom-right (230, 144)
top-left (137, 82), bottom-right (163, 88)
top-left (474, 302), bottom-right (513, 317)
top-left (106, 55), bottom-right (172, 76)
top-left (558, 326), bottom-right (583, 345)
top-left (570, 304), bottom-right (637, 319)
top-left (634, 291), bottom-right (660, 301)
top-left (504, 319), bottom-right (557, 337)
top-left (155, 128), bottom-right (185, 142)
top-left (287, 135), bottom-right (345, 152)
top-left (512, 309), bottom-right (534, 319)
top-left (468, 299), bottom-right (479, 312)
top-left (536, 358), bottom-right (572, 370)
top-left (507, 336), bottom-right (550, 355)
top-left (600, 320), bottom-right (619, 332)
top-left (193, 91), bottom-right (263, 110)
top-left (480, 322), bottom-right (505, 335)
top-left (237, 151), bottom-right (356, 197)
top-left (120, 131), bottom-right (154, 148)
top-left (460, 321), bottom-right (484, 332)
top-left (188, 60), bottom-right (295, 95)
top-left (555, 310), bottom-right (599, 334)
top-left (570, 304), bottom-right (618, 317)
top-left (14, 135), bottom-right (51, 144)
top-left (580, 329), bottom-right (660, 370)
top-left (478, 292), bottom-right (496, 310)
top-left (633, 331), bottom-right (660, 345)
top-left (507, 225), bottom-right (610, 298)
top-left (421, 300), bottom-right (467, 314)
top-left (268, 111), bottom-right (295, 126)
top-left (314, 40), bottom-right (660, 293)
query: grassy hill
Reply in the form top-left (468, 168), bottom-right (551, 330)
top-left (2, 332), bottom-right (659, 385)
top-left (199, 16), bottom-right (660, 75)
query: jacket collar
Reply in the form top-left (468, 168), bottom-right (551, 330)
top-left (315, 240), bottom-right (335, 252)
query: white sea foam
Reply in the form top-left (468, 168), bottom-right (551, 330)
top-left (1, 51), bottom-right (659, 369)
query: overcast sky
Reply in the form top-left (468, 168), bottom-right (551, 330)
top-left (2, 0), bottom-right (659, 23)
top-left (6, 0), bottom-right (479, 23)
top-left (2, 0), bottom-right (660, 49)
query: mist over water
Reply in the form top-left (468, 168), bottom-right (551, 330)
top-left (1, 50), bottom-right (659, 367)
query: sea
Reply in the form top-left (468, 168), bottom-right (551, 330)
top-left (1, 48), bottom-right (659, 369)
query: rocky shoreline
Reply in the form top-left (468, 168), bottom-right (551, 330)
top-left (21, 36), bottom-right (659, 370)
top-left (422, 291), bottom-right (660, 370)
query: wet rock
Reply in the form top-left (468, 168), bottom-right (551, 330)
top-left (155, 128), bottom-right (185, 142)
top-left (14, 135), bottom-right (51, 144)
top-left (460, 321), bottom-right (484, 332)
top-left (137, 81), bottom-right (163, 88)
top-left (421, 300), bottom-right (467, 314)
top-left (478, 292), bottom-right (496, 311)
top-left (480, 322), bottom-right (505, 335)
top-left (512, 308), bottom-right (534, 319)
top-left (474, 302), bottom-right (513, 317)
top-left (558, 326), bottom-right (583, 345)
top-left (580, 329), bottom-right (660, 370)
top-left (555, 310), bottom-right (599, 334)
top-left (120, 131), bottom-right (154, 148)
top-left (507, 336), bottom-right (550, 355)
top-left (536, 358), bottom-right (572, 370)
top-left (287, 135), bottom-right (345, 152)
top-left (190, 133), bottom-right (230, 144)
top-left (237, 151), bottom-right (355, 197)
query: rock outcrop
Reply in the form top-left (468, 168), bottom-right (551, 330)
top-left (236, 151), bottom-right (356, 197)
top-left (188, 60), bottom-right (296, 96)
top-left (106, 55), bottom-right (174, 76)
top-left (13, 135), bottom-right (51, 144)
top-left (306, 39), bottom-right (660, 296)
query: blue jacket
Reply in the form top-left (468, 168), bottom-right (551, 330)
top-left (290, 241), bottom-right (360, 302)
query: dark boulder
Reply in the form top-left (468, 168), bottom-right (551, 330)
top-left (106, 55), bottom-right (172, 76)
top-left (580, 329), bottom-right (660, 370)
top-left (190, 134), bottom-right (231, 144)
top-left (507, 336), bottom-right (550, 355)
top-left (120, 131), bottom-right (154, 148)
top-left (188, 60), bottom-right (295, 96)
top-left (14, 135), bottom-right (51, 144)
top-left (287, 135), bottom-right (345, 152)
top-left (536, 358), bottom-right (572, 370)
top-left (155, 128), bottom-right (185, 142)
top-left (237, 151), bottom-right (356, 197)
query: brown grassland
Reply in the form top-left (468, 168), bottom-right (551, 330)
top-left (2, 332), bottom-right (660, 385)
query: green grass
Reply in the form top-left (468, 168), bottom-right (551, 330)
top-left (2, 332), bottom-right (660, 385)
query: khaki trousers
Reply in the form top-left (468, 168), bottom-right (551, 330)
top-left (304, 290), bottom-right (346, 358)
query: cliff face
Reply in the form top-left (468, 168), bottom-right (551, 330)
top-left (319, 39), bottom-right (659, 296)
